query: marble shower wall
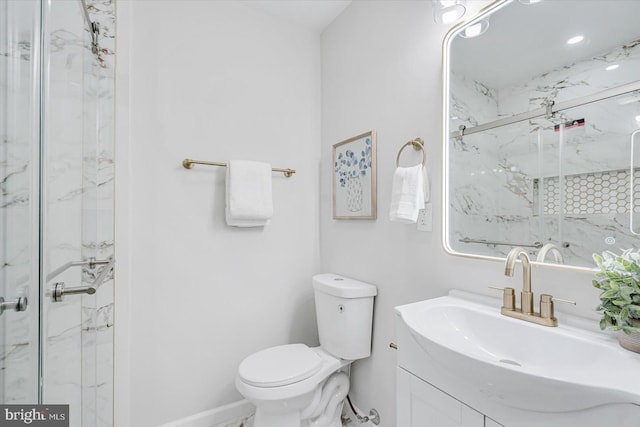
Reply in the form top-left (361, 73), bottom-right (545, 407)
top-left (449, 73), bottom-right (504, 258)
top-left (80, 2), bottom-right (115, 425)
top-left (450, 37), bottom-right (640, 267)
top-left (43, 0), bottom-right (115, 426)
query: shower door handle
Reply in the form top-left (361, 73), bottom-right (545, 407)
top-left (51, 282), bottom-right (96, 302)
top-left (0, 296), bottom-right (28, 316)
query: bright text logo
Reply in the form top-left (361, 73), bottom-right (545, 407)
top-left (0, 405), bottom-right (68, 426)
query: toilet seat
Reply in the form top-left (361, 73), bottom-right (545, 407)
top-left (238, 344), bottom-right (323, 387)
top-left (236, 346), bottom-right (348, 402)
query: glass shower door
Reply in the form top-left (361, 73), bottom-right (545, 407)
top-left (1, 1), bottom-right (115, 425)
top-left (0, 0), bottom-right (41, 405)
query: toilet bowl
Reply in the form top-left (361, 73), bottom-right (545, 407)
top-left (236, 345), bottom-right (350, 427)
top-left (235, 274), bottom-right (377, 427)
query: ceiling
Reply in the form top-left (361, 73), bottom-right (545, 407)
top-left (239, 0), bottom-right (352, 33)
top-left (451, 0), bottom-right (640, 89)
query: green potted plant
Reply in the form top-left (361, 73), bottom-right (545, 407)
top-left (592, 249), bottom-right (640, 353)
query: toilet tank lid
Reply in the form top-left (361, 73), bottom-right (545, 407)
top-left (312, 274), bottom-right (377, 298)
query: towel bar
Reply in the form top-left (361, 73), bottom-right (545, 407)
top-left (396, 138), bottom-right (426, 167)
top-left (182, 158), bottom-right (296, 177)
top-left (459, 237), bottom-right (545, 249)
top-left (47, 257), bottom-right (112, 282)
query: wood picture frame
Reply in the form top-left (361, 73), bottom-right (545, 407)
top-left (332, 131), bottom-right (377, 219)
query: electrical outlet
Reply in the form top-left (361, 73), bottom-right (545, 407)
top-left (417, 203), bottom-right (433, 232)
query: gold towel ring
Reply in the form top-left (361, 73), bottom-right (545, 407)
top-left (396, 138), bottom-right (426, 167)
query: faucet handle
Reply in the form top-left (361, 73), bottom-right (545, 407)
top-left (489, 286), bottom-right (516, 310)
top-left (539, 294), bottom-right (576, 320)
top-left (540, 294), bottom-right (576, 305)
top-left (552, 297), bottom-right (576, 306)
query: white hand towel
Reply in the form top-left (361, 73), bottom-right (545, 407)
top-left (423, 166), bottom-right (430, 203)
top-left (389, 164), bottom-right (426, 223)
top-left (225, 160), bottom-right (273, 227)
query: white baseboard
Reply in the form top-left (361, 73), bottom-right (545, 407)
top-left (158, 400), bottom-right (255, 427)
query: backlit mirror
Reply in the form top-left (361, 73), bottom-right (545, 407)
top-left (444, 0), bottom-right (640, 270)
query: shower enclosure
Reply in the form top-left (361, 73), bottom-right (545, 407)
top-left (1, 0), bottom-right (115, 426)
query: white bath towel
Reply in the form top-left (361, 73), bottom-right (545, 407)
top-left (389, 164), bottom-right (426, 223)
top-left (225, 160), bottom-right (273, 227)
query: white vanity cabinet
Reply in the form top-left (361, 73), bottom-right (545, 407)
top-left (395, 294), bottom-right (640, 427)
top-left (397, 368), bottom-right (503, 427)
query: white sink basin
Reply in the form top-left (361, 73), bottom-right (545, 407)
top-left (396, 292), bottom-right (640, 413)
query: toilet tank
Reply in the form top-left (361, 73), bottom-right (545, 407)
top-left (312, 273), bottom-right (377, 361)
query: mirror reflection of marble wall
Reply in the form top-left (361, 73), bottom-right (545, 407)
top-left (447, 1), bottom-right (640, 269)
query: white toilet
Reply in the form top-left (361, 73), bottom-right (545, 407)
top-left (235, 273), bottom-right (377, 427)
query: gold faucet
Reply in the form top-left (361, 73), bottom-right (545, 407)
top-left (505, 247), bottom-right (534, 314)
top-left (536, 243), bottom-right (564, 264)
top-left (493, 247), bottom-right (575, 327)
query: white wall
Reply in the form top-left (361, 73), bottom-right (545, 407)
top-left (320, 1), bottom-right (599, 425)
top-left (116, 1), bottom-right (321, 425)
top-left (114, 1), bottom-right (607, 426)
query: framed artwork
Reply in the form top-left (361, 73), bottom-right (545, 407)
top-left (333, 131), bottom-right (377, 219)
